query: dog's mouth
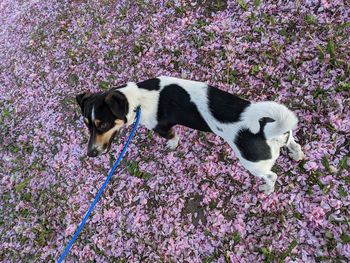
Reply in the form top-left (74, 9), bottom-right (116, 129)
top-left (101, 131), bottom-right (118, 155)
top-left (88, 128), bottom-right (122, 157)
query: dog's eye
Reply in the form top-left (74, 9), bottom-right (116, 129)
top-left (100, 122), bottom-right (109, 130)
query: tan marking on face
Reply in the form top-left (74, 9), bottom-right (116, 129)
top-left (94, 119), bottom-right (125, 147)
top-left (84, 117), bottom-right (89, 124)
top-left (94, 119), bottom-right (101, 127)
top-left (114, 119), bottom-right (124, 126)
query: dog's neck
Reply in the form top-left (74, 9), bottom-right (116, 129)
top-left (118, 82), bottom-right (159, 129)
top-left (118, 82), bottom-right (142, 126)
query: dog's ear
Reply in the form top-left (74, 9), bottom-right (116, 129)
top-left (105, 91), bottom-right (128, 119)
top-left (76, 92), bottom-right (92, 111)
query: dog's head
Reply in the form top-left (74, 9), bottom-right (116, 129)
top-left (76, 90), bottom-right (128, 157)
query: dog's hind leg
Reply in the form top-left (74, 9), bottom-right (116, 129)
top-left (240, 158), bottom-right (278, 195)
top-left (154, 125), bottom-right (179, 150)
top-left (286, 131), bottom-right (304, 161)
top-left (166, 132), bottom-right (179, 150)
top-left (250, 170), bottom-right (277, 195)
top-left (259, 172), bottom-right (277, 194)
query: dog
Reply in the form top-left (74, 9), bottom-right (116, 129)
top-left (76, 76), bottom-right (304, 194)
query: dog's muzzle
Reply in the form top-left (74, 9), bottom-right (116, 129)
top-left (87, 148), bottom-right (100, 157)
top-left (87, 131), bottom-right (118, 157)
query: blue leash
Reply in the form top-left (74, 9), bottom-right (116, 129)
top-left (57, 107), bottom-right (141, 262)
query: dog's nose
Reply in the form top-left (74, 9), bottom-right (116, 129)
top-left (87, 149), bottom-right (99, 157)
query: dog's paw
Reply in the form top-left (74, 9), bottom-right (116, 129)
top-left (166, 135), bottom-right (179, 150)
top-left (267, 172), bottom-right (277, 182)
top-left (288, 143), bottom-right (304, 161)
top-left (259, 183), bottom-right (274, 195)
top-left (289, 149), bottom-right (304, 161)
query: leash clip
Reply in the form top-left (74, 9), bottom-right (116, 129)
top-left (134, 105), bottom-right (141, 113)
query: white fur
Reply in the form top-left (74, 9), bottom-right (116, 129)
top-left (287, 131), bottom-right (305, 161)
top-left (167, 133), bottom-right (179, 150)
top-left (91, 106), bottom-right (95, 121)
top-left (240, 101), bottom-right (298, 139)
top-left (118, 76), bottom-right (303, 194)
top-left (118, 83), bottom-right (160, 129)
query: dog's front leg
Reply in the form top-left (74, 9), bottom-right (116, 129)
top-left (286, 131), bottom-right (304, 161)
top-left (153, 125), bottom-right (179, 150)
top-left (248, 168), bottom-right (277, 195)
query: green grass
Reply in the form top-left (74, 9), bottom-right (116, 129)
top-left (340, 233), bottom-right (350, 244)
top-left (321, 155), bottom-right (331, 172)
top-left (251, 64), bottom-right (260, 75)
top-left (338, 156), bottom-right (348, 173)
top-left (34, 221), bottom-right (53, 246)
top-left (326, 39), bottom-right (336, 65)
top-left (237, 0), bottom-right (248, 11)
top-left (67, 73), bottom-right (79, 86)
top-left (175, 6), bottom-right (184, 16)
top-left (15, 176), bottom-right (33, 192)
top-left (132, 43), bottom-right (144, 55)
top-left (232, 231), bottom-right (241, 244)
top-left (126, 161), bottom-right (153, 180)
top-left (338, 186), bottom-right (347, 197)
top-left (305, 14), bottom-right (318, 25)
top-left (254, 0), bottom-right (260, 8)
top-left (335, 82), bottom-right (350, 92)
top-left (311, 87), bottom-right (327, 99)
top-left (99, 80), bottom-right (110, 90)
top-left (260, 239), bottom-right (298, 263)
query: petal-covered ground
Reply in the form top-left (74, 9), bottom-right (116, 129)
top-left (1, 0), bottom-right (349, 262)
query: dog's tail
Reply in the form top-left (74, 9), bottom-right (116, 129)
top-left (241, 101), bottom-right (298, 140)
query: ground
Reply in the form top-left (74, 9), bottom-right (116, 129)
top-left (0, 0), bottom-right (349, 262)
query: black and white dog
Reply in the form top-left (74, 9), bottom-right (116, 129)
top-left (76, 76), bottom-right (304, 194)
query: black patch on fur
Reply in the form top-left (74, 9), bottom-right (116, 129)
top-left (234, 129), bottom-right (272, 162)
top-left (216, 126), bottom-right (223, 132)
top-left (208, 86), bottom-right (250, 123)
top-left (76, 92), bottom-right (92, 112)
top-left (105, 91), bottom-right (129, 121)
top-left (234, 117), bottom-right (273, 162)
top-left (260, 117), bottom-right (275, 123)
top-left (156, 84), bottom-right (211, 132)
top-left (78, 91), bottom-right (128, 129)
top-left (153, 125), bottom-right (174, 139)
top-left (137, 78), bottom-right (160, 91)
top-left (258, 117), bottom-right (275, 134)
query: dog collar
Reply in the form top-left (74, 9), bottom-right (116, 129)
top-left (126, 105), bottom-right (141, 126)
